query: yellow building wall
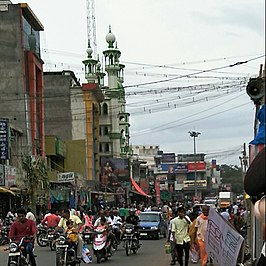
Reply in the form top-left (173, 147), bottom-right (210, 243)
top-left (83, 91), bottom-right (101, 182)
top-left (64, 139), bottom-right (86, 176)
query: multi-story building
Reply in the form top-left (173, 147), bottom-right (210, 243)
top-left (44, 66), bottom-right (104, 208)
top-left (0, 2), bottom-right (45, 215)
top-left (153, 152), bottom-right (219, 203)
top-left (0, 2), bottom-right (45, 158)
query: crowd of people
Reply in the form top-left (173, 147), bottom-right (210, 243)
top-left (0, 199), bottom-right (248, 266)
top-left (164, 200), bottom-right (248, 266)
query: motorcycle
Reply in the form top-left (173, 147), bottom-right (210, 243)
top-left (92, 227), bottom-right (112, 264)
top-left (81, 225), bottom-right (94, 245)
top-left (36, 224), bottom-right (57, 251)
top-left (0, 224), bottom-right (10, 246)
top-left (55, 233), bottom-right (81, 266)
top-left (122, 224), bottom-right (140, 256)
top-left (6, 236), bottom-right (33, 266)
top-left (111, 223), bottom-right (122, 246)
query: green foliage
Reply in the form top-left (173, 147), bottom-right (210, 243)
top-left (219, 164), bottom-right (244, 194)
top-left (21, 155), bottom-right (49, 213)
top-left (22, 156), bottom-right (48, 191)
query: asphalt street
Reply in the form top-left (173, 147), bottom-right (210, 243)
top-left (0, 238), bottom-right (201, 266)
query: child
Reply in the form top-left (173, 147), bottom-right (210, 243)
top-left (65, 220), bottom-right (78, 246)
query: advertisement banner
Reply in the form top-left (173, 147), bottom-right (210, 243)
top-left (0, 119), bottom-right (9, 160)
top-left (187, 162), bottom-right (206, 171)
top-left (162, 153), bottom-right (176, 163)
top-left (156, 174), bottom-right (168, 181)
top-left (206, 208), bottom-right (244, 266)
top-left (170, 163), bottom-right (188, 173)
top-left (155, 180), bottom-right (160, 205)
top-left (100, 157), bottom-right (129, 186)
top-left (5, 165), bottom-right (16, 187)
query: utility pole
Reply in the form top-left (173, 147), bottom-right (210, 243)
top-left (188, 131), bottom-right (201, 200)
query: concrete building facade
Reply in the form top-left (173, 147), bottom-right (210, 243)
top-left (0, 2), bottom-right (46, 215)
top-left (0, 2), bottom-right (45, 158)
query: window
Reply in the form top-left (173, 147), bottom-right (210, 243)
top-left (102, 103), bottom-right (108, 115)
top-left (103, 126), bottom-right (108, 135)
top-left (99, 144), bottom-right (102, 152)
top-left (105, 144), bottom-right (110, 152)
top-left (120, 116), bottom-right (125, 122)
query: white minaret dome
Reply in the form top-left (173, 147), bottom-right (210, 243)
top-left (106, 25), bottom-right (116, 44)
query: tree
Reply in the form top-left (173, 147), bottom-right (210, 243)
top-left (22, 155), bottom-right (49, 215)
top-left (219, 164), bottom-right (244, 194)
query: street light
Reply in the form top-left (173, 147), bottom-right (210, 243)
top-left (188, 131), bottom-right (201, 200)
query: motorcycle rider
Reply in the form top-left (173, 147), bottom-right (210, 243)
top-left (109, 209), bottom-right (123, 243)
top-left (94, 210), bottom-right (117, 251)
top-left (125, 208), bottom-right (139, 227)
top-left (41, 209), bottom-right (60, 228)
top-left (9, 208), bottom-right (37, 266)
top-left (123, 208), bottom-right (140, 246)
top-left (55, 209), bottom-right (84, 261)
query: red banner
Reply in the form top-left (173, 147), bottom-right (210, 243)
top-left (155, 180), bottom-right (161, 205)
top-left (187, 162), bottom-right (206, 171)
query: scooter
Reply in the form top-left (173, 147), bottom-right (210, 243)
top-left (92, 227), bottom-right (112, 264)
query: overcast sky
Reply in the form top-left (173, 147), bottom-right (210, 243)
top-left (13, 0), bottom-right (265, 166)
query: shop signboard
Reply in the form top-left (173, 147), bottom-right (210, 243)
top-left (156, 174), bottom-right (168, 181)
top-left (162, 153), bottom-right (176, 163)
top-left (57, 172), bottom-right (75, 182)
top-left (160, 183), bottom-right (168, 191)
top-left (187, 162), bottom-right (206, 171)
top-left (183, 180), bottom-right (207, 189)
top-left (0, 164), bottom-right (4, 186)
top-left (0, 119), bottom-right (8, 160)
top-left (4, 165), bottom-right (16, 187)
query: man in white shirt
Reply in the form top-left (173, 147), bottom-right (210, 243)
top-left (26, 208), bottom-right (36, 223)
top-left (171, 206), bottom-right (191, 266)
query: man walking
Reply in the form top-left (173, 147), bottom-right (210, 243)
top-left (194, 205), bottom-right (210, 266)
top-left (171, 206), bottom-right (191, 266)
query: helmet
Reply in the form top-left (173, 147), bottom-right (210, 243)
top-left (129, 208), bottom-right (135, 216)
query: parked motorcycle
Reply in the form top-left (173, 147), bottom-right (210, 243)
top-left (6, 236), bottom-right (33, 266)
top-left (55, 233), bottom-right (80, 266)
top-left (92, 227), bottom-right (112, 264)
top-left (122, 224), bottom-right (140, 256)
top-left (0, 224), bottom-right (10, 246)
top-left (36, 224), bottom-right (57, 251)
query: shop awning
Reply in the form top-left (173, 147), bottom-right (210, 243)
top-left (130, 177), bottom-right (151, 198)
top-left (0, 187), bottom-right (16, 196)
